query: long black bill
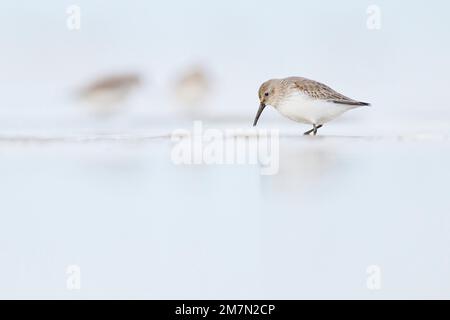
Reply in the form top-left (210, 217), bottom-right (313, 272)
top-left (253, 103), bottom-right (266, 127)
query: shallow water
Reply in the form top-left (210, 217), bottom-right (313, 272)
top-left (1, 121), bottom-right (450, 299)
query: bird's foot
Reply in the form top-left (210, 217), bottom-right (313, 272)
top-left (303, 124), bottom-right (322, 136)
top-left (303, 128), bottom-right (314, 135)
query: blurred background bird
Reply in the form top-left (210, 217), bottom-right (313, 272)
top-left (77, 73), bottom-right (142, 118)
top-left (173, 65), bottom-right (211, 118)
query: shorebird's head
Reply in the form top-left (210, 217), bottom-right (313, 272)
top-left (253, 79), bottom-right (281, 126)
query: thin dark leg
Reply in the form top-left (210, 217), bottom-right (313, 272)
top-left (304, 124), bottom-right (322, 136)
top-left (313, 124), bottom-right (323, 135)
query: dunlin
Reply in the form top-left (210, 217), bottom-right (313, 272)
top-left (78, 73), bottom-right (141, 116)
top-left (253, 77), bottom-right (370, 135)
top-left (174, 66), bottom-right (211, 116)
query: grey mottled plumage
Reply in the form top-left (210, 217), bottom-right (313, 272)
top-left (254, 77), bottom-right (370, 135)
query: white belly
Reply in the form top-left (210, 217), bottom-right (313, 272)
top-left (275, 93), bottom-right (355, 125)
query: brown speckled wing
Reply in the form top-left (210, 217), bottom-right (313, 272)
top-left (286, 77), bottom-right (370, 106)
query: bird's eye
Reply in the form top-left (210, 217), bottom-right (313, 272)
top-left (264, 92), bottom-right (269, 97)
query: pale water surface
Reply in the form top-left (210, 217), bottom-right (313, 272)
top-left (1, 117), bottom-right (450, 299)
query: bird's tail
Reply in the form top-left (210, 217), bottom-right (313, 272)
top-left (331, 99), bottom-right (371, 107)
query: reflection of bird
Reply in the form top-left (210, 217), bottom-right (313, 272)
top-left (174, 66), bottom-right (210, 115)
top-left (273, 145), bottom-right (337, 193)
top-left (78, 73), bottom-right (141, 116)
top-left (253, 77), bottom-right (370, 135)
